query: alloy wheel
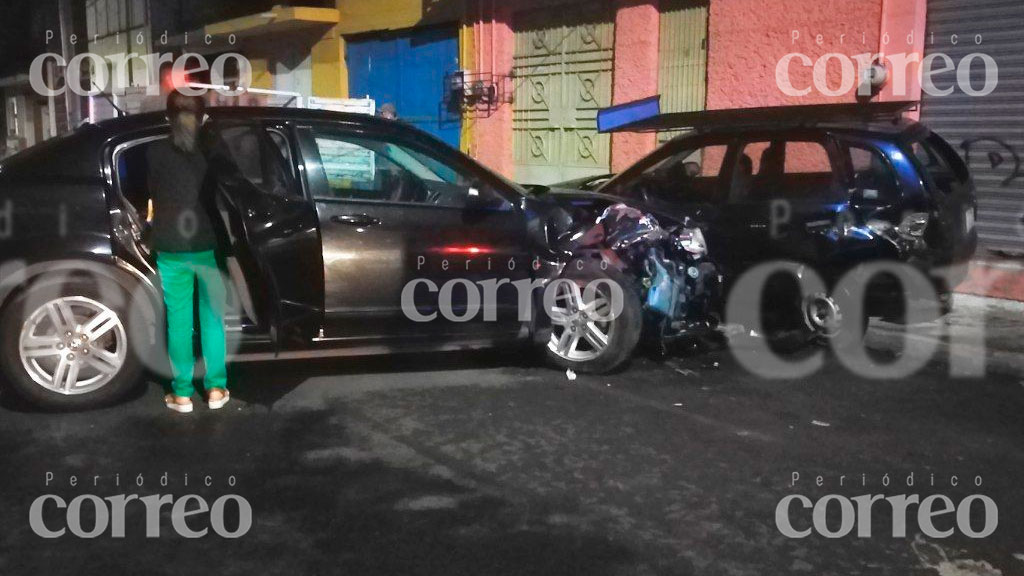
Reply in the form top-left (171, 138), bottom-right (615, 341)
top-left (548, 280), bottom-right (615, 362)
top-left (18, 296), bottom-right (127, 395)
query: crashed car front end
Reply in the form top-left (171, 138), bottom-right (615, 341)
top-left (525, 191), bottom-right (726, 359)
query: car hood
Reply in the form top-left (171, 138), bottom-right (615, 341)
top-left (540, 187), bottom-right (693, 229)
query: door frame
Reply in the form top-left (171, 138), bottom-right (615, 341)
top-left (291, 119), bottom-right (533, 341)
top-left (204, 118), bottom-right (326, 345)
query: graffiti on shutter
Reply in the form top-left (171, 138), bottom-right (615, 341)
top-left (919, 0), bottom-right (1024, 254)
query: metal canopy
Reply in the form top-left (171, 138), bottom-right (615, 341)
top-left (598, 99), bottom-right (919, 133)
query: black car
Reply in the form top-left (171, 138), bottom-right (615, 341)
top-left (551, 173), bottom-right (615, 192)
top-left (555, 102), bottom-right (978, 340)
top-left (0, 107), bottom-right (649, 410)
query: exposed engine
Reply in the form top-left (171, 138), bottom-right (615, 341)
top-left (565, 203), bottom-right (723, 350)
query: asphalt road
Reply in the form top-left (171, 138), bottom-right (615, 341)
top-left (1, 338), bottom-right (1022, 575)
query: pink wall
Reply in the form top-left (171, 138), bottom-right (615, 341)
top-left (468, 1), bottom-right (665, 178)
top-left (470, 4), bottom-right (515, 178)
top-left (610, 1), bottom-right (661, 172)
top-left (466, 0), bottom-right (927, 179)
top-left (878, 0), bottom-right (927, 119)
top-left (707, 0), bottom-right (884, 109)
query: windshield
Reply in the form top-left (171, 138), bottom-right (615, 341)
top-left (602, 139), bottom-right (729, 205)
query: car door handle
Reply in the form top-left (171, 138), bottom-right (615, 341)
top-left (330, 214), bottom-right (380, 226)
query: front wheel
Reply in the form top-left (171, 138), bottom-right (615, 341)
top-left (545, 262), bottom-right (642, 374)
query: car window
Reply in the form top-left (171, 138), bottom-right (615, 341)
top-left (843, 143), bottom-right (898, 201)
top-left (907, 134), bottom-right (968, 192)
top-left (213, 124), bottom-right (294, 197)
top-left (909, 139), bottom-right (949, 175)
top-left (267, 129), bottom-right (293, 173)
top-left (623, 143), bottom-right (728, 204)
top-left (730, 139), bottom-right (841, 203)
top-left (306, 130), bottom-right (510, 209)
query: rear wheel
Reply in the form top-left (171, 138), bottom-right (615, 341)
top-left (0, 277), bottom-right (143, 410)
top-left (801, 290), bottom-right (869, 348)
top-left (545, 262), bottom-right (642, 374)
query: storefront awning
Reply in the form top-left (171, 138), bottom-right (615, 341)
top-left (204, 6), bottom-right (340, 38)
top-left (165, 6), bottom-right (341, 52)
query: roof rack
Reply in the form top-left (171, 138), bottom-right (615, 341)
top-left (597, 97), bottom-right (919, 133)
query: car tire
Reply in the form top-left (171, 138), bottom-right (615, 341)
top-left (544, 260), bottom-right (643, 374)
top-left (803, 289), bottom-right (870, 350)
top-left (0, 275), bottom-right (144, 411)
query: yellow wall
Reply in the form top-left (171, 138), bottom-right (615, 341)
top-left (336, 0), bottom-right (464, 35)
top-left (311, 26), bottom-right (346, 98)
top-left (249, 57), bottom-right (274, 90)
top-left (458, 22), bottom-right (474, 155)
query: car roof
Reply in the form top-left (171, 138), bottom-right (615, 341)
top-left (90, 106), bottom-right (397, 134)
top-left (665, 120), bottom-right (929, 142)
top-left (0, 107), bottom-right (422, 181)
top-left (603, 100), bottom-right (925, 141)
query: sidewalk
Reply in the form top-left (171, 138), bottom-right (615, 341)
top-left (868, 293), bottom-right (1024, 378)
top-left (956, 258), bottom-right (1024, 301)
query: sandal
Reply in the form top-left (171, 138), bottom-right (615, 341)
top-left (165, 394), bottom-right (194, 414)
top-left (208, 389), bottom-right (230, 410)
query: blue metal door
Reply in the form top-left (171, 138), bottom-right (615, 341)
top-left (346, 26), bottom-right (461, 148)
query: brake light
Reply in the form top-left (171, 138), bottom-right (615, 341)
top-left (435, 245), bottom-right (494, 255)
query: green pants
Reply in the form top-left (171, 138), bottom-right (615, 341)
top-left (156, 250), bottom-right (228, 397)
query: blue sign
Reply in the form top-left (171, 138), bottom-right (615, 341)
top-left (597, 96), bottom-right (661, 133)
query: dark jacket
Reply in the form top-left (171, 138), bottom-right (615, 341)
top-left (146, 138), bottom-right (218, 253)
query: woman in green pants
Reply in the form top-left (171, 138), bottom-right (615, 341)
top-left (148, 92), bottom-right (229, 413)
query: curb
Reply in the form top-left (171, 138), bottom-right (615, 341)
top-left (955, 259), bottom-right (1024, 302)
top-left (867, 293), bottom-right (1024, 379)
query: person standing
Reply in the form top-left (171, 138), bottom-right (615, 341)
top-left (148, 92), bottom-right (229, 413)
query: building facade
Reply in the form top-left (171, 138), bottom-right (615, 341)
top-left (330, 0), bottom-right (1022, 256)
top-left (9, 0), bottom-right (1023, 255)
top-left (319, 0), bottom-right (930, 182)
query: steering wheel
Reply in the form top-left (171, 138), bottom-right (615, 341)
top-left (386, 170), bottom-right (428, 203)
top-left (425, 187), bottom-right (444, 205)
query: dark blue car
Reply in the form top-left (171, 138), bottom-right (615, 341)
top-left (555, 102), bottom-right (978, 341)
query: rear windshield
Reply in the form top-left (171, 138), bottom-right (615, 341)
top-left (905, 133), bottom-right (969, 188)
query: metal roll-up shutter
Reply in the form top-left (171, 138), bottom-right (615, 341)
top-left (919, 0), bottom-right (1024, 254)
top-left (656, 0), bottom-right (708, 144)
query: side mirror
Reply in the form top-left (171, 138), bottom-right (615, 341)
top-left (464, 185), bottom-right (505, 211)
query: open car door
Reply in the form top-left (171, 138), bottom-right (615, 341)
top-left (206, 121), bottom-right (325, 347)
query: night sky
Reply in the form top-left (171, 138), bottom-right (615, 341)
top-left (0, 0), bottom-right (335, 78)
top-left (0, 0), bottom-right (60, 78)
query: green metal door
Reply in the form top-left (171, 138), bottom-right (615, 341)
top-left (512, 5), bottom-right (614, 184)
top-left (657, 0), bottom-right (708, 144)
